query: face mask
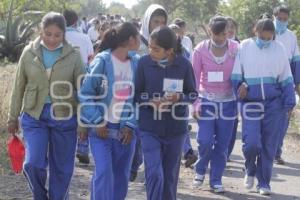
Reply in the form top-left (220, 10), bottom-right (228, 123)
top-left (256, 38), bottom-right (272, 49)
top-left (157, 58), bottom-right (169, 68)
top-left (211, 39), bottom-right (227, 49)
top-left (40, 40), bottom-right (63, 51)
top-left (128, 50), bottom-right (137, 57)
top-left (229, 35), bottom-right (236, 40)
top-left (274, 18), bottom-right (288, 35)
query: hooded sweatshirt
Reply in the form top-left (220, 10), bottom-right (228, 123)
top-left (138, 4), bottom-right (167, 56)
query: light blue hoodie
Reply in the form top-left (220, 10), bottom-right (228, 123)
top-left (78, 49), bottom-right (139, 130)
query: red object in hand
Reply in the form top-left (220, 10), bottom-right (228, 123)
top-left (7, 136), bottom-right (25, 174)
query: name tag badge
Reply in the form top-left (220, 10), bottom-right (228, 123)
top-left (163, 78), bottom-right (183, 93)
top-left (207, 72), bottom-right (224, 82)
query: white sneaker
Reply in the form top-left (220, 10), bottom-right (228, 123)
top-left (243, 175), bottom-right (255, 189)
top-left (211, 184), bottom-right (225, 193)
top-left (193, 174), bottom-right (205, 188)
top-left (259, 187), bottom-right (272, 195)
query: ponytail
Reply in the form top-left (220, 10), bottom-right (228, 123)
top-left (98, 22), bottom-right (139, 52)
top-left (175, 37), bottom-right (183, 55)
top-left (150, 26), bottom-right (182, 55)
top-left (99, 28), bottom-right (118, 52)
top-left (255, 13), bottom-right (275, 39)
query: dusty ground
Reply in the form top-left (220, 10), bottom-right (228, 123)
top-left (0, 127), bottom-right (300, 200)
top-left (0, 65), bottom-right (300, 200)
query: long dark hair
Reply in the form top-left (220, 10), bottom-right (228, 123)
top-left (99, 22), bottom-right (139, 52)
top-left (150, 26), bottom-right (182, 55)
top-left (208, 16), bottom-right (228, 35)
top-left (255, 13), bottom-right (275, 39)
top-left (41, 12), bottom-right (66, 34)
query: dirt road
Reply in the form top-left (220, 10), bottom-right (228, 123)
top-left (0, 122), bottom-right (299, 200)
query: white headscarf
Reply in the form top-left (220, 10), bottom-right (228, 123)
top-left (140, 4), bottom-right (167, 42)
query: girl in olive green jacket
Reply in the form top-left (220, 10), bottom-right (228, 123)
top-left (7, 12), bottom-right (85, 200)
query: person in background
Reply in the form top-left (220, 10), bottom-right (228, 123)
top-left (79, 22), bottom-right (140, 200)
top-left (7, 12), bottom-right (86, 199)
top-left (135, 25), bottom-right (197, 200)
top-left (173, 18), bottom-right (193, 60)
top-left (226, 17), bottom-right (240, 42)
top-left (231, 14), bottom-right (295, 195)
top-left (130, 3), bottom-right (168, 182)
top-left (80, 17), bottom-right (89, 34)
top-left (273, 5), bottom-right (300, 165)
top-left (169, 23), bottom-right (198, 168)
top-left (225, 16), bottom-right (240, 162)
top-left (192, 16), bottom-right (238, 193)
top-left (63, 9), bottom-right (94, 164)
top-left (88, 19), bottom-right (100, 43)
top-left (186, 33), bottom-right (196, 48)
top-left (138, 4), bottom-right (168, 56)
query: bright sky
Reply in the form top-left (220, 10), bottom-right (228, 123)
top-left (102, 0), bottom-right (138, 9)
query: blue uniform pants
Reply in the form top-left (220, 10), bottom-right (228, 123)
top-left (140, 131), bottom-right (186, 200)
top-left (21, 104), bottom-right (77, 200)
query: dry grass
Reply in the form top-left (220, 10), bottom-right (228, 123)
top-left (0, 64), bottom-right (16, 174)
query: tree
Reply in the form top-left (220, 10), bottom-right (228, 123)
top-left (173, 0), bottom-right (219, 40)
top-left (219, 0), bottom-right (300, 40)
top-left (0, 0), bottom-right (44, 61)
top-left (79, 0), bottom-right (106, 18)
top-left (107, 2), bottom-right (131, 19)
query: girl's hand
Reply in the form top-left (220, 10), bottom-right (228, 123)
top-left (192, 111), bottom-right (201, 120)
top-left (164, 93), bottom-right (181, 104)
top-left (96, 125), bottom-right (108, 139)
top-left (120, 126), bottom-right (133, 145)
top-left (151, 98), bottom-right (166, 110)
top-left (238, 83), bottom-right (248, 100)
top-left (7, 121), bottom-right (18, 136)
top-left (79, 131), bottom-right (88, 141)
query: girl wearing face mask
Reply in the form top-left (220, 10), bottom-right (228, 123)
top-left (135, 26), bottom-right (197, 200)
top-left (192, 16), bottom-right (239, 193)
top-left (231, 14), bottom-right (296, 195)
top-left (79, 22), bottom-right (140, 200)
top-left (7, 12), bottom-right (86, 200)
top-left (273, 5), bottom-right (300, 165)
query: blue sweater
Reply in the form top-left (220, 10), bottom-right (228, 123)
top-left (135, 55), bottom-right (198, 137)
top-left (42, 46), bottom-right (62, 103)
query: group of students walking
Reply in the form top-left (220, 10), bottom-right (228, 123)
top-left (7, 3), bottom-right (300, 200)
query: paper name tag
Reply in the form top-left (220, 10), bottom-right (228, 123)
top-left (163, 78), bottom-right (183, 92)
top-left (208, 71), bottom-right (224, 82)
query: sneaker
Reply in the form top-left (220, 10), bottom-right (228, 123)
top-left (76, 154), bottom-right (90, 164)
top-left (275, 157), bottom-right (285, 165)
top-left (184, 154), bottom-right (198, 168)
top-left (193, 174), bottom-right (205, 188)
top-left (130, 171), bottom-right (138, 182)
top-left (259, 187), bottom-right (272, 195)
top-left (243, 175), bottom-right (255, 189)
top-left (211, 185), bottom-right (225, 193)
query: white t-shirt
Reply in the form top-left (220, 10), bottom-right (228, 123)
top-left (65, 28), bottom-right (94, 65)
top-left (87, 26), bottom-right (99, 43)
top-left (107, 55), bottom-right (133, 123)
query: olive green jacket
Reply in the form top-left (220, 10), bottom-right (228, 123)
top-left (8, 37), bottom-right (86, 132)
